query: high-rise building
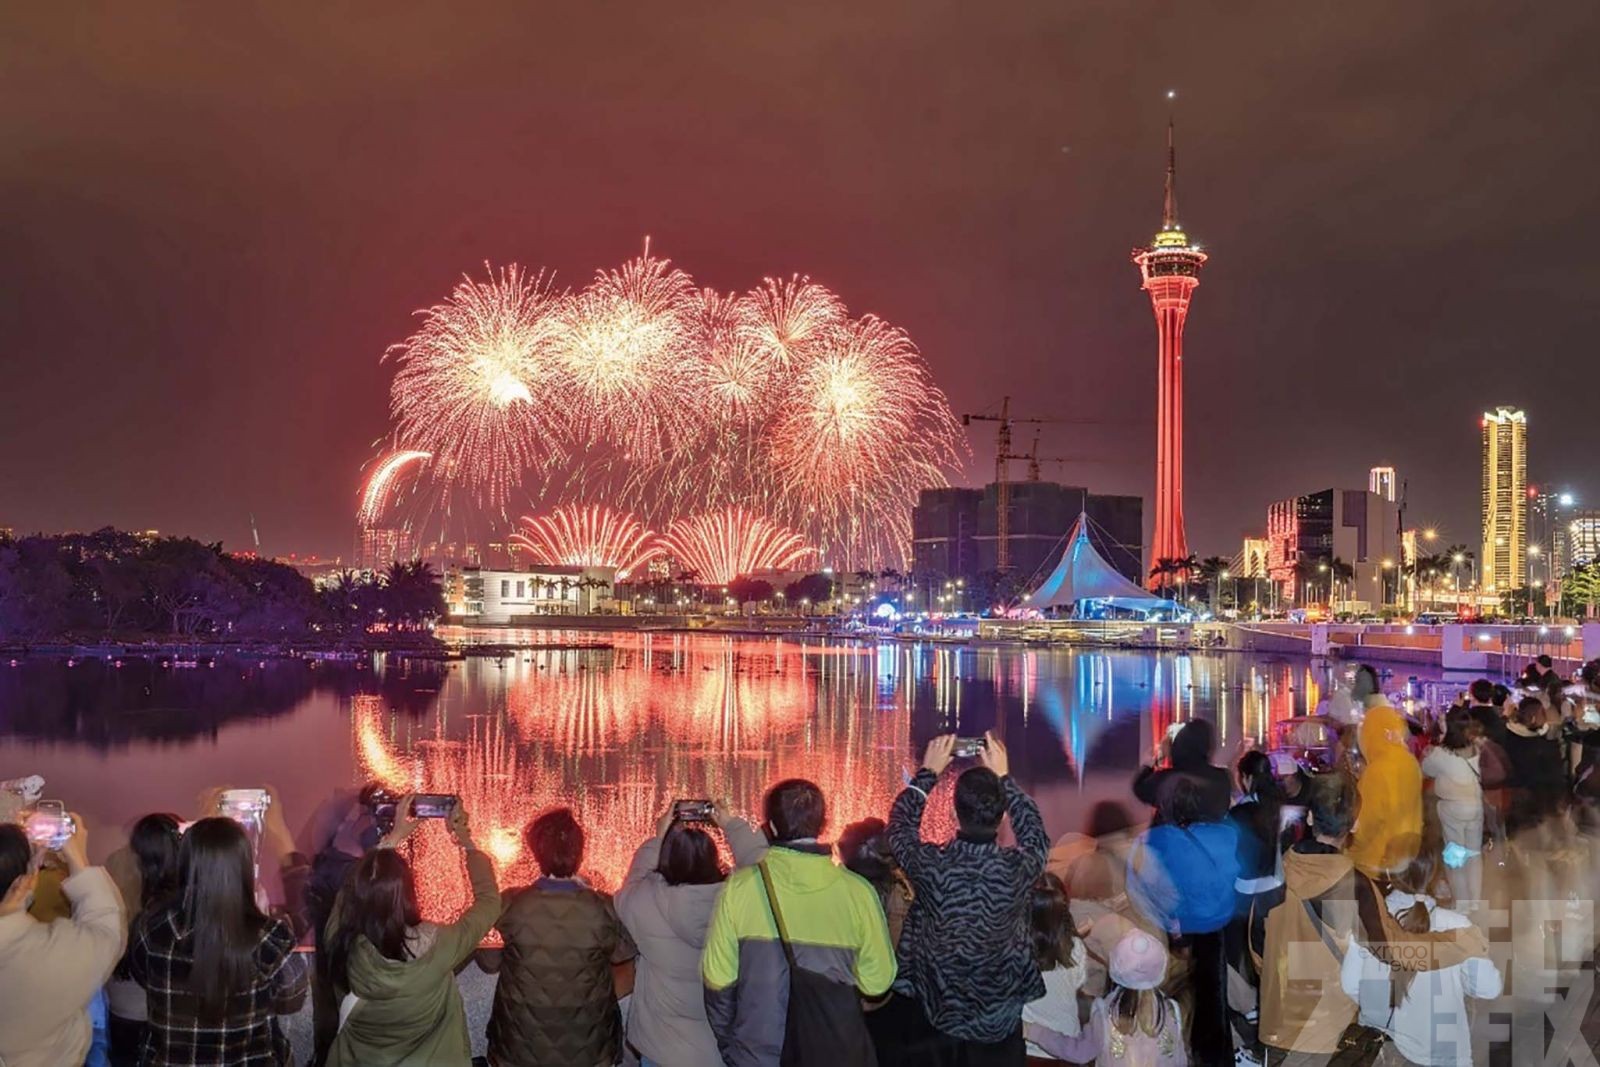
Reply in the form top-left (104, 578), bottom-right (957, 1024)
top-left (1569, 510), bottom-right (1600, 569)
top-left (1265, 488), bottom-right (1402, 607)
top-left (1132, 109), bottom-right (1206, 585)
top-left (1480, 407), bottom-right (1528, 594)
top-left (1369, 466), bottom-right (1397, 503)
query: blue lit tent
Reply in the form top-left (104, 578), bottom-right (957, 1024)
top-left (1026, 514), bottom-right (1184, 619)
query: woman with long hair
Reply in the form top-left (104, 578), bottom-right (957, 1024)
top-left (1420, 709), bottom-right (1486, 909)
top-left (1021, 873), bottom-right (1087, 1064)
top-left (324, 797), bottom-right (498, 1067)
top-left (612, 804), bottom-right (766, 1067)
top-left (107, 814), bottom-right (182, 1065)
top-left (128, 816), bottom-right (308, 1066)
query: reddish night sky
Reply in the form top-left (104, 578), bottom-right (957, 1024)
top-left (3, 3), bottom-right (1597, 560)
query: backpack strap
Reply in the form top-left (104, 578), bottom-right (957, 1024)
top-left (1302, 898), bottom-right (1345, 962)
top-left (757, 861), bottom-right (798, 969)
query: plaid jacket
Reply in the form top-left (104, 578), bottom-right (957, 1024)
top-left (128, 906), bottom-right (308, 1066)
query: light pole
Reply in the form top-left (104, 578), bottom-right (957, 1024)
top-left (1528, 544), bottom-right (1542, 619)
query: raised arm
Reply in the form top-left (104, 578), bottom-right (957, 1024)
top-left (982, 734), bottom-right (1048, 869)
top-left (890, 735), bottom-right (956, 879)
top-left (716, 809), bottom-right (769, 868)
top-left (428, 808), bottom-right (502, 965)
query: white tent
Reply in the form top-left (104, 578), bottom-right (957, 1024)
top-left (1027, 514), bottom-right (1177, 616)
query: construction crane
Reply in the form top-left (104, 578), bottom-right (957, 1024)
top-left (1024, 428), bottom-right (1075, 483)
top-left (961, 396), bottom-right (1059, 571)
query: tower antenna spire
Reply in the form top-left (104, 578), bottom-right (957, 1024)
top-left (1163, 90), bottom-right (1178, 230)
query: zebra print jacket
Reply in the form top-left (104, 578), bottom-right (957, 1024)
top-left (888, 768), bottom-right (1050, 1043)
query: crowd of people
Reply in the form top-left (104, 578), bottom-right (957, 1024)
top-left (3, 655), bottom-right (1600, 1066)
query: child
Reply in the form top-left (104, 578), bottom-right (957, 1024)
top-left (1022, 873), bottom-right (1088, 1060)
top-left (1024, 928), bottom-right (1186, 1066)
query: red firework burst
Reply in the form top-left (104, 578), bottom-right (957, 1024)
top-left (510, 505), bottom-right (660, 578)
top-left (657, 508), bottom-right (813, 585)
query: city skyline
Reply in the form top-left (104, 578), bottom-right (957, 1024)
top-left (3, 4), bottom-right (1598, 561)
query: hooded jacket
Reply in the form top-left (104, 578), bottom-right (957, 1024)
top-left (326, 848), bottom-right (500, 1067)
top-left (613, 818), bottom-right (767, 1067)
top-left (1253, 842), bottom-right (1490, 1056)
top-left (702, 843), bottom-right (896, 1067)
top-left (1348, 704), bottom-right (1423, 875)
top-left (0, 867), bottom-right (126, 1067)
top-left (1126, 819), bottom-right (1241, 934)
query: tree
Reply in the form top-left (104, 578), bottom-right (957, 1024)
top-left (1196, 556), bottom-right (1231, 614)
top-left (727, 576), bottom-right (775, 606)
top-left (1562, 563), bottom-right (1600, 618)
top-left (783, 573), bottom-right (834, 610)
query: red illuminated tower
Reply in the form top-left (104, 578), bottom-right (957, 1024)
top-left (1133, 109), bottom-right (1206, 587)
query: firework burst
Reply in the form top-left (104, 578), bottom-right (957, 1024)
top-left (554, 249), bottom-right (700, 462)
top-left (385, 264), bottom-right (566, 507)
top-left (358, 450), bottom-right (432, 527)
top-left (658, 508), bottom-right (813, 585)
top-left (767, 314), bottom-right (964, 560)
top-left (510, 504), bottom-right (660, 578)
top-left (740, 275), bottom-right (848, 369)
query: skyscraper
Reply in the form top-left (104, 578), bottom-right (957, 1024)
top-left (1133, 106), bottom-right (1206, 585)
top-left (1369, 466), bottom-right (1397, 503)
top-left (1480, 407), bottom-right (1528, 594)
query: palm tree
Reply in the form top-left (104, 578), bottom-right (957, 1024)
top-left (1148, 557), bottom-right (1181, 596)
top-left (1329, 557), bottom-right (1354, 608)
top-left (1173, 554), bottom-right (1199, 605)
top-left (1196, 556), bottom-right (1231, 614)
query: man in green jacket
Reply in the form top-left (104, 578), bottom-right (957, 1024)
top-left (702, 778), bottom-right (896, 1066)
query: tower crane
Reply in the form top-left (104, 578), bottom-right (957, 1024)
top-left (961, 397), bottom-right (1060, 571)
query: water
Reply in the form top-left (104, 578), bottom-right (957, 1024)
top-left (0, 630), bottom-right (1342, 917)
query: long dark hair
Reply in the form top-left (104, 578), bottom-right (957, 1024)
top-left (657, 823), bottom-right (725, 886)
top-left (179, 817), bottom-right (270, 1022)
top-left (1440, 708), bottom-right (1479, 753)
top-left (1029, 872), bottom-right (1080, 971)
top-left (130, 813), bottom-right (183, 911)
top-left (327, 848), bottom-right (422, 989)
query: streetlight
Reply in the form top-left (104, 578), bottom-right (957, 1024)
top-left (1528, 544), bottom-right (1542, 619)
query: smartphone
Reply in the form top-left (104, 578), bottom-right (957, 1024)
top-left (24, 800), bottom-right (76, 851)
top-left (411, 793), bottom-right (459, 819)
top-left (1279, 804), bottom-right (1307, 833)
top-left (672, 799), bottom-right (715, 823)
top-left (952, 737), bottom-right (987, 759)
top-left (217, 789), bottom-right (271, 818)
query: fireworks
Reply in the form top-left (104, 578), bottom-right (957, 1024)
top-left (372, 245), bottom-right (965, 566)
top-left (510, 505), bottom-right (660, 578)
top-left (658, 508), bottom-right (813, 585)
top-left (358, 450), bottom-right (431, 527)
top-left (553, 249), bottom-right (700, 462)
top-left (385, 264), bottom-right (566, 506)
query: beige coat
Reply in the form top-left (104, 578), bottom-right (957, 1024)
top-left (0, 867), bottom-right (126, 1067)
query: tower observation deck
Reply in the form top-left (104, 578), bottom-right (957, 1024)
top-left (1132, 111), bottom-right (1206, 586)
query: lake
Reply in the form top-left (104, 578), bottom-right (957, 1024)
top-left (0, 630), bottom-right (1346, 918)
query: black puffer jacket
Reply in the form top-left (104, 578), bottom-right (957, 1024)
top-left (487, 879), bottom-right (637, 1067)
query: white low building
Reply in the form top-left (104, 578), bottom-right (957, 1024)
top-left (447, 565), bottom-right (616, 623)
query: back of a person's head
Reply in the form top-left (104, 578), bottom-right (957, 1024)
top-left (1351, 664), bottom-right (1381, 701)
top-left (1543, 671), bottom-right (1567, 699)
top-left (1029, 872), bottom-right (1078, 970)
top-left (1516, 696), bottom-right (1546, 729)
top-left (179, 817), bottom-right (267, 1021)
top-left (0, 823), bottom-right (29, 900)
top-left (1538, 654), bottom-right (1554, 670)
top-left (1236, 750), bottom-right (1275, 796)
top-left (1492, 683), bottom-right (1510, 705)
top-left (1441, 707), bottom-right (1479, 751)
top-left (526, 808), bottom-right (585, 878)
top-left (657, 823), bottom-right (724, 886)
top-left (836, 817), bottom-right (893, 888)
top-left (954, 766), bottom-right (1006, 839)
top-left (1583, 660), bottom-right (1600, 689)
top-left (130, 813), bottom-right (183, 910)
top-left (1156, 772), bottom-right (1209, 828)
top-left (1469, 679), bottom-right (1496, 705)
top-left (329, 848), bottom-right (421, 984)
top-left (764, 779), bottom-right (826, 842)
top-left (1169, 720), bottom-right (1215, 768)
top-left (1305, 774), bottom-right (1356, 842)
top-left (1085, 800), bottom-right (1133, 840)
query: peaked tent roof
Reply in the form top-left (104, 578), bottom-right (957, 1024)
top-left (1028, 514), bottom-right (1171, 611)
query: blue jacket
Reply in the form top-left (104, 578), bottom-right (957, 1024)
top-left (1126, 820), bottom-right (1241, 934)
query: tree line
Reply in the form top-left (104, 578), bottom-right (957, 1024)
top-left (0, 528), bottom-right (443, 642)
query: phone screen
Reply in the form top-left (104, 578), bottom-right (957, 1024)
top-left (411, 794), bottom-right (458, 819)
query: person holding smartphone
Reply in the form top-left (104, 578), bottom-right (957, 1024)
top-left (0, 813), bottom-right (126, 1067)
top-left (324, 795), bottom-right (499, 1067)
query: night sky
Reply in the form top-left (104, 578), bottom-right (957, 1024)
top-left (4, 3), bottom-right (1598, 560)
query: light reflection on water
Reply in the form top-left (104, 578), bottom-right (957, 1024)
top-left (0, 631), bottom-right (1342, 920)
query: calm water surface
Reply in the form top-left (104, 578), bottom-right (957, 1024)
top-left (1, 631), bottom-right (1356, 916)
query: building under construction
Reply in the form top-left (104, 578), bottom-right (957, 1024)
top-left (911, 482), bottom-right (1144, 588)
